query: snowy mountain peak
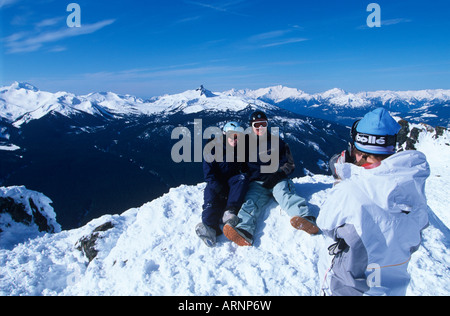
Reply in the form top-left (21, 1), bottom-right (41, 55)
top-left (225, 85), bottom-right (308, 103)
top-left (320, 88), bottom-right (347, 99)
top-left (9, 81), bottom-right (39, 92)
top-left (154, 87), bottom-right (275, 115)
top-left (196, 85), bottom-right (217, 98)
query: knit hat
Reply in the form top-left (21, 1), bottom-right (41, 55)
top-left (352, 108), bottom-right (401, 155)
top-left (249, 110), bottom-right (268, 123)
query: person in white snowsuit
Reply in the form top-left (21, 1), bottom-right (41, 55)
top-left (318, 108), bottom-right (430, 296)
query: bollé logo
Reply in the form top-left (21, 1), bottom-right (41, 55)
top-left (356, 133), bottom-right (386, 145)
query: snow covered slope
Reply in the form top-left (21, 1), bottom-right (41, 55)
top-left (0, 127), bottom-right (448, 296)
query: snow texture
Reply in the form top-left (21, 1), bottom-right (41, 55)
top-left (0, 127), bottom-right (448, 296)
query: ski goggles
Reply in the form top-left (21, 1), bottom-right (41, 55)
top-left (252, 121), bottom-right (268, 128)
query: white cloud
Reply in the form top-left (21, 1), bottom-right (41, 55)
top-left (247, 27), bottom-right (308, 49)
top-left (260, 38), bottom-right (308, 48)
top-left (0, 0), bottom-right (20, 9)
top-left (4, 19), bottom-right (116, 53)
top-left (82, 64), bottom-right (248, 81)
top-left (184, 0), bottom-right (248, 17)
top-left (382, 18), bottom-right (412, 26)
top-left (357, 18), bottom-right (412, 29)
top-left (174, 15), bottom-right (202, 24)
top-left (35, 17), bottom-right (65, 28)
top-left (249, 30), bottom-right (292, 42)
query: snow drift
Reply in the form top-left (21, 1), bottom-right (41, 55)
top-left (0, 126), bottom-right (449, 296)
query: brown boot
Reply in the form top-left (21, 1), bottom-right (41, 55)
top-left (290, 216), bottom-right (320, 235)
top-left (223, 224), bottom-right (253, 246)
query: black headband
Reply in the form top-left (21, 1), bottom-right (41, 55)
top-left (354, 132), bottom-right (397, 148)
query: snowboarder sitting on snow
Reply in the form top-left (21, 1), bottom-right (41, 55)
top-left (223, 110), bottom-right (319, 247)
top-left (318, 108), bottom-right (431, 296)
top-left (196, 122), bottom-right (249, 247)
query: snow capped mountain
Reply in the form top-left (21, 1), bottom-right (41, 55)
top-left (151, 86), bottom-right (275, 115)
top-left (315, 88), bottom-right (369, 108)
top-left (227, 85), bottom-right (450, 107)
top-left (0, 125), bottom-right (448, 296)
top-left (2, 82), bottom-right (449, 128)
top-left (0, 82), bottom-right (155, 125)
top-left (0, 82), bottom-right (279, 127)
top-left (225, 85), bottom-right (311, 103)
top-left (362, 89), bottom-right (450, 103)
top-left (227, 85), bottom-right (450, 127)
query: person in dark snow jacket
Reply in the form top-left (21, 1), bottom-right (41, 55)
top-left (195, 122), bottom-right (249, 247)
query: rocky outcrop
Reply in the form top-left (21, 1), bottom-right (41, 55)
top-left (0, 186), bottom-right (61, 249)
top-left (76, 221), bottom-right (115, 262)
top-left (397, 120), bottom-right (449, 150)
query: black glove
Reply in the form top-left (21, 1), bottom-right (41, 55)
top-left (328, 239), bottom-right (348, 256)
top-left (262, 171), bottom-right (287, 189)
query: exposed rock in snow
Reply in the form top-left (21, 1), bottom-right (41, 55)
top-left (0, 186), bottom-right (61, 250)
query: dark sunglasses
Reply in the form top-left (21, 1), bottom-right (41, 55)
top-left (252, 121), bottom-right (268, 128)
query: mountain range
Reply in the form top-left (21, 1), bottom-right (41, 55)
top-left (2, 82), bottom-right (449, 127)
top-left (226, 85), bottom-right (450, 127)
top-left (0, 82), bottom-right (350, 229)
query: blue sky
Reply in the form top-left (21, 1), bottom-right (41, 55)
top-left (1, 0), bottom-right (450, 98)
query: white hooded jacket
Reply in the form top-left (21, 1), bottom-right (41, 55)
top-left (318, 150), bottom-right (430, 296)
